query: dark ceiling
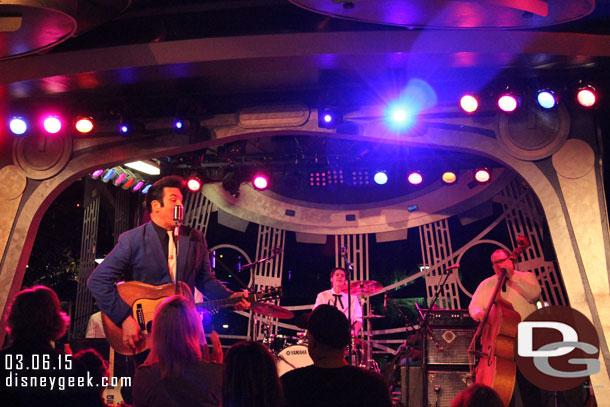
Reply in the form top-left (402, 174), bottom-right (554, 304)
top-left (3, 0), bottom-right (610, 204)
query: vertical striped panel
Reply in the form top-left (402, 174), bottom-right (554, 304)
top-left (247, 225), bottom-right (285, 339)
top-left (184, 191), bottom-right (214, 236)
top-left (499, 180), bottom-right (567, 305)
top-left (73, 182), bottom-right (100, 339)
top-left (419, 220), bottom-right (461, 309)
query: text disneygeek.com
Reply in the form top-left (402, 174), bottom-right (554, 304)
top-left (3, 354), bottom-right (131, 391)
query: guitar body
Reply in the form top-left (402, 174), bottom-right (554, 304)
top-left (101, 281), bottom-right (193, 355)
top-left (101, 281), bottom-right (281, 355)
top-left (475, 296), bottom-right (520, 406)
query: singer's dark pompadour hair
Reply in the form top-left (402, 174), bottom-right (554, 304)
top-left (307, 304), bottom-right (351, 349)
top-left (145, 175), bottom-right (185, 213)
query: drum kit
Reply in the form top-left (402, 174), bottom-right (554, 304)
top-left (252, 280), bottom-right (386, 375)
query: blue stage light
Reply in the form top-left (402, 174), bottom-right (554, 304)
top-left (537, 91), bottom-right (557, 109)
top-left (373, 172), bottom-right (388, 185)
top-left (9, 117), bottom-right (27, 135)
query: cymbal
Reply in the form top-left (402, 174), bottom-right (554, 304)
top-left (252, 302), bottom-right (294, 319)
top-left (343, 280), bottom-right (383, 296)
top-left (363, 314), bottom-right (385, 320)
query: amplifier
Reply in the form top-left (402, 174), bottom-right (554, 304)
top-left (426, 328), bottom-right (475, 365)
top-left (420, 309), bottom-right (476, 328)
top-left (427, 369), bottom-right (472, 407)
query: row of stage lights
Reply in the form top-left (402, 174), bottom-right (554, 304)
top-left (90, 163), bottom-right (160, 193)
top-left (319, 85), bottom-right (599, 129)
top-left (181, 168), bottom-right (492, 193)
top-left (307, 168), bottom-right (491, 187)
top-left (7, 115), bottom-right (187, 136)
top-left (459, 86), bottom-right (597, 114)
top-left (91, 165), bottom-right (491, 197)
top-left (6, 86), bottom-right (599, 137)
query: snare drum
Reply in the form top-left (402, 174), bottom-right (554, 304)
top-left (276, 345), bottom-right (313, 376)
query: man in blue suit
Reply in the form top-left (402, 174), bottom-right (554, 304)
top-left (88, 175), bottom-right (249, 351)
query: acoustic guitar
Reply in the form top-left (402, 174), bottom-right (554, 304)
top-left (101, 281), bottom-right (282, 355)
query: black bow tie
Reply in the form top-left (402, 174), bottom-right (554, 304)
top-left (332, 294), bottom-right (344, 308)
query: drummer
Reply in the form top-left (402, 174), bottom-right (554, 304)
top-left (314, 267), bottom-right (363, 335)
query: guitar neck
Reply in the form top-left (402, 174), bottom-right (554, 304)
top-left (108, 347), bottom-right (115, 377)
top-left (195, 291), bottom-right (270, 312)
top-left (196, 296), bottom-right (239, 311)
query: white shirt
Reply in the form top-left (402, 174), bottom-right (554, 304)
top-left (85, 311), bottom-right (106, 338)
top-left (469, 270), bottom-right (541, 322)
top-left (314, 289), bottom-right (363, 325)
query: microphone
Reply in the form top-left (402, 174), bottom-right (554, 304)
top-left (173, 205), bottom-right (184, 224)
top-left (237, 256), bottom-right (241, 273)
top-left (340, 246), bottom-right (347, 256)
top-left (272, 247), bottom-right (283, 255)
top-left (446, 263), bottom-right (460, 271)
top-left (383, 292), bottom-right (388, 313)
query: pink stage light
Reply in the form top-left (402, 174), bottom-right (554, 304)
top-left (43, 116), bottom-right (62, 134)
top-left (253, 174), bottom-right (269, 190)
top-left (577, 87), bottom-right (597, 108)
top-left (498, 95), bottom-right (518, 112)
top-left (91, 169), bottom-right (105, 178)
top-left (474, 168), bottom-right (491, 183)
top-left (114, 173), bottom-right (127, 186)
top-left (407, 172), bottom-right (423, 185)
top-left (187, 177), bottom-right (202, 192)
top-left (460, 95), bottom-right (478, 113)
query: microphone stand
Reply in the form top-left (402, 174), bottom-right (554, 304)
top-left (417, 264), bottom-right (459, 407)
top-left (342, 247), bottom-right (354, 365)
top-left (386, 293), bottom-right (418, 406)
top-left (241, 248), bottom-right (281, 341)
top-left (173, 205), bottom-right (183, 295)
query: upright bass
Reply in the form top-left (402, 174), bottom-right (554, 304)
top-left (468, 236), bottom-right (530, 406)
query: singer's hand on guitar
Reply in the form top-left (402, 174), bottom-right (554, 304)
top-left (230, 291), bottom-right (251, 311)
top-left (121, 315), bottom-right (143, 350)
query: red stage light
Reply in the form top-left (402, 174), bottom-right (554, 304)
top-left (187, 177), bottom-right (202, 192)
top-left (474, 168), bottom-right (491, 183)
top-left (253, 174), bottom-right (269, 190)
top-left (407, 172), bottom-right (423, 185)
top-left (460, 95), bottom-right (478, 113)
top-left (122, 178), bottom-right (135, 189)
top-left (577, 87), bottom-right (597, 108)
top-left (75, 117), bottom-right (94, 134)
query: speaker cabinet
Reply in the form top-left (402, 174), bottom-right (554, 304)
top-left (426, 370), bottom-right (472, 407)
top-left (426, 328), bottom-right (475, 366)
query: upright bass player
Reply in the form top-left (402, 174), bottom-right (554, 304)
top-left (468, 247), bottom-right (542, 407)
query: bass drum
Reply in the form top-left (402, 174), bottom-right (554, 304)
top-left (276, 345), bottom-right (313, 376)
